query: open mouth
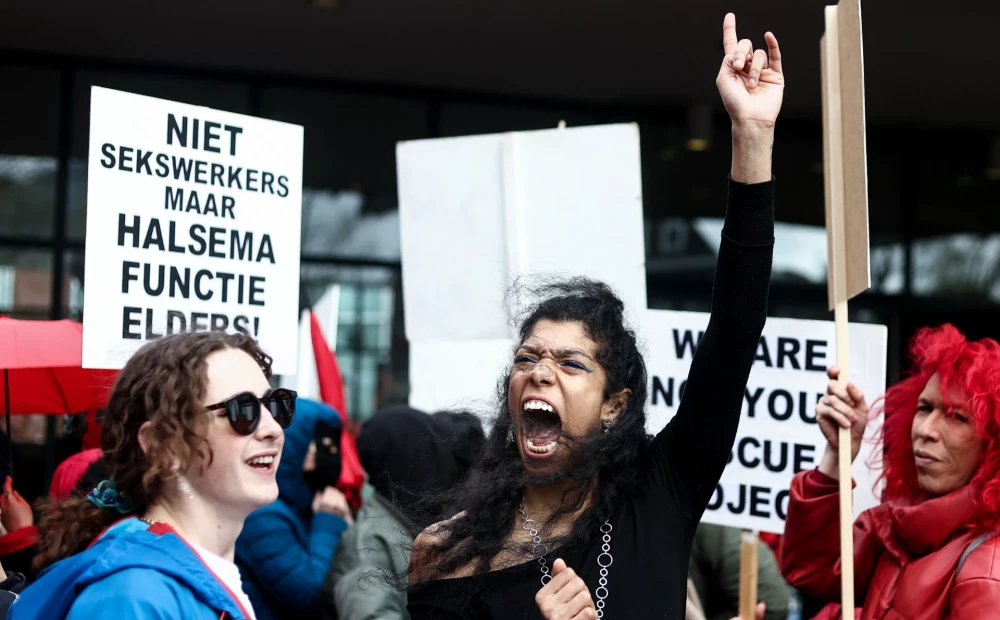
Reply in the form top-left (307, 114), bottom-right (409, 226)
top-left (246, 454), bottom-right (277, 473)
top-left (521, 399), bottom-right (562, 456)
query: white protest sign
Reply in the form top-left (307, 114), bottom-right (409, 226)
top-left (397, 123), bottom-right (646, 343)
top-left (409, 339), bottom-right (513, 431)
top-left (644, 309), bottom-right (887, 534)
top-left (397, 123), bottom-right (646, 411)
top-left (81, 87), bottom-right (303, 374)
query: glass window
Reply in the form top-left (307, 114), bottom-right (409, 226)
top-left (0, 249), bottom-right (54, 319)
top-left (910, 131), bottom-right (999, 301)
top-left (640, 116), bottom-right (905, 296)
top-left (66, 72), bottom-right (251, 240)
top-left (299, 263), bottom-right (407, 421)
top-left (0, 67), bottom-right (61, 238)
top-left (259, 88), bottom-right (427, 261)
top-left (911, 234), bottom-right (1000, 302)
top-left (63, 250), bottom-right (85, 320)
top-left (913, 131), bottom-right (995, 237)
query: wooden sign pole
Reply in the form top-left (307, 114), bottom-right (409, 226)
top-left (822, 7), bottom-right (854, 616)
top-left (823, 0), bottom-right (871, 616)
top-left (738, 529), bottom-right (760, 620)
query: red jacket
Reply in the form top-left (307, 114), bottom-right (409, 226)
top-left (779, 469), bottom-right (1000, 619)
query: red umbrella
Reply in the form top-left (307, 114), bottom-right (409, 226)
top-left (0, 317), bottom-right (118, 477)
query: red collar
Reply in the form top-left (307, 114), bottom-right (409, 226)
top-left (875, 485), bottom-right (975, 560)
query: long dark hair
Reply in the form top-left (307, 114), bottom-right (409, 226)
top-left (416, 277), bottom-right (650, 580)
top-left (33, 331), bottom-right (272, 572)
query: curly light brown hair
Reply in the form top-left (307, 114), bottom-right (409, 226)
top-left (33, 331), bottom-right (273, 572)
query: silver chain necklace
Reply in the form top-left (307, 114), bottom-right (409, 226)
top-left (518, 498), bottom-right (614, 619)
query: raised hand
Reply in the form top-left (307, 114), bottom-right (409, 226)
top-left (717, 13), bottom-right (785, 131)
top-left (312, 486), bottom-right (354, 525)
top-left (535, 558), bottom-right (596, 620)
top-left (0, 477), bottom-right (33, 533)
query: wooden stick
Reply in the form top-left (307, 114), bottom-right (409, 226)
top-left (834, 302), bottom-right (854, 618)
top-left (823, 6), bottom-right (855, 617)
top-left (738, 529), bottom-right (759, 620)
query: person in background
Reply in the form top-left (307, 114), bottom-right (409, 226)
top-left (0, 448), bottom-right (109, 581)
top-left (236, 397), bottom-right (353, 620)
top-left (10, 330), bottom-right (294, 619)
top-left (0, 413), bottom-right (87, 505)
top-left (780, 324), bottom-right (1000, 618)
top-left (688, 523), bottom-right (789, 620)
top-left (0, 556), bottom-right (28, 615)
top-left (0, 476), bottom-right (37, 578)
top-left (47, 448), bottom-right (104, 501)
top-left (22, 448), bottom-right (108, 576)
top-left (322, 406), bottom-right (485, 620)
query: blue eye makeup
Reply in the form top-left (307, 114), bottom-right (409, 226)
top-left (513, 350), bottom-right (594, 373)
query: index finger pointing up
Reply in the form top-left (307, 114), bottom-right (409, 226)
top-left (765, 31), bottom-right (783, 74)
top-left (722, 13), bottom-right (738, 56)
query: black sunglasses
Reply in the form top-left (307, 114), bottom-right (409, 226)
top-left (206, 388), bottom-right (297, 435)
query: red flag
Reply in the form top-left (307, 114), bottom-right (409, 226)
top-left (309, 312), bottom-right (365, 511)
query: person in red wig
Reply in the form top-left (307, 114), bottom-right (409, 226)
top-left (780, 324), bottom-right (1000, 619)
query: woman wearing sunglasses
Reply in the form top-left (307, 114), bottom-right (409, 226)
top-left (11, 330), bottom-right (295, 620)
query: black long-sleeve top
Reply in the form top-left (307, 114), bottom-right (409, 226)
top-left (407, 177), bottom-right (776, 619)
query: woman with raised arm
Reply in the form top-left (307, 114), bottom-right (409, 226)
top-left (9, 331), bottom-right (296, 620)
top-left (406, 13), bottom-right (781, 620)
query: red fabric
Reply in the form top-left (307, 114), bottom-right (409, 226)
top-left (0, 317), bottom-right (85, 369)
top-left (0, 525), bottom-right (38, 556)
top-left (780, 469), bottom-right (1000, 619)
top-left (759, 532), bottom-right (781, 552)
top-left (0, 366), bottom-right (117, 416)
top-left (82, 408), bottom-right (102, 450)
top-left (49, 448), bottom-right (103, 499)
top-left (309, 312), bottom-right (364, 511)
top-left (810, 604), bottom-right (862, 620)
top-left (0, 317), bottom-right (118, 415)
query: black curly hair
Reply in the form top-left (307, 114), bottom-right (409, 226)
top-left (415, 277), bottom-right (651, 580)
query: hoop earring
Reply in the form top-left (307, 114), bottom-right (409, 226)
top-left (507, 426), bottom-right (515, 446)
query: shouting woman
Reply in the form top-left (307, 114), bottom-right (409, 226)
top-left (781, 325), bottom-right (1000, 618)
top-left (407, 13), bottom-right (782, 620)
top-left (11, 331), bottom-right (295, 619)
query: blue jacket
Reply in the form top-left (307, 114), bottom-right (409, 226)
top-left (8, 518), bottom-right (251, 620)
top-left (235, 398), bottom-right (349, 620)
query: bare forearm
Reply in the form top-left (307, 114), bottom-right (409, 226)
top-left (731, 123), bottom-right (774, 184)
top-left (818, 444), bottom-right (840, 480)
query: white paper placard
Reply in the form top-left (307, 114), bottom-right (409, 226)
top-left (81, 87), bottom-right (303, 373)
top-left (644, 309), bottom-right (887, 534)
top-left (407, 339), bottom-right (513, 414)
top-left (397, 123), bottom-right (646, 344)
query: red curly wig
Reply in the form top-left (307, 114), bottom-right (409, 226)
top-left (876, 324), bottom-right (1000, 531)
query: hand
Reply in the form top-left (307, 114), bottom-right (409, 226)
top-left (717, 13), bottom-right (784, 132)
top-left (816, 366), bottom-right (869, 479)
top-left (0, 477), bottom-right (33, 533)
top-left (535, 559), bottom-right (596, 620)
top-left (729, 602), bottom-right (766, 620)
top-left (312, 486), bottom-right (353, 525)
